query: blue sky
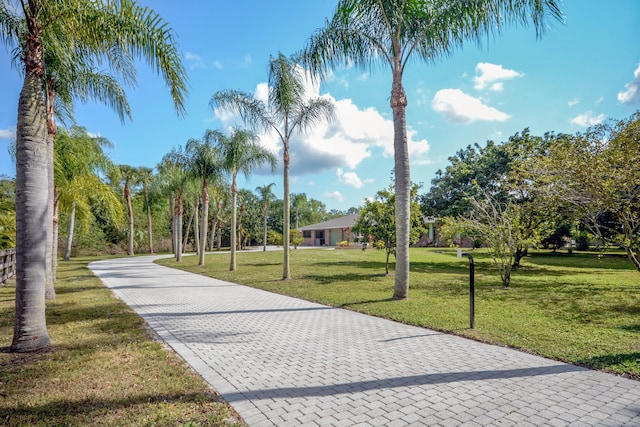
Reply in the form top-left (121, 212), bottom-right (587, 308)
top-left (1, 0), bottom-right (639, 211)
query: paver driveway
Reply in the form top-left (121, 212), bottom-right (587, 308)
top-left (89, 255), bottom-right (640, 426)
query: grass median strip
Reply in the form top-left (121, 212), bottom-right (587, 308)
top-left (0, 256), bottom-right (244, 427)
top-left (157, 247), bottom-right (640, 379)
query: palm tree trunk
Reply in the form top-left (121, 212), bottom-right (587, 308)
top-left (124, 184), bottom-right (134, 256)
top-left (175, 196), bottom-right (183, 262)
top-left (11, 58), bottom-right (51, 351)
top-left (183, 199), bottom-right (195, 253)
top-left (199, 183), bottom-right (209, 266)
top-left (230, 175), bottom-right (237, 271)
top-left (282, 139), bottom-right (291, 279)
top-left (216, 221), bottom-right (222, 252)
top-left (44, 82), bottom-right (57, 300)
top-left (64, 202), bottom-right (76, 261)
top-left (193, 198), bottom-right (200, 255)
top-left (170, 196), bottom-right (175, 254)
top-left (209, 218), bottom-right (216, 251)
top-left (263, 204), bottom-right (268, 252)
top-left (144, 188), bottom-right (153, 254)
top-left (391, 70), bottom-right (410, 300)
top-left (52, 195), bottom-right (59, 278)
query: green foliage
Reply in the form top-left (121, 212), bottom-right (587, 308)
top-left (290, 229), bottom-right (303, 247)
top-left (353, 183), bottom-right (425, 274)
top-left (267, 230), bottom-right (283, 246)
top-left (440, 191), bottom-right (539, 288)
top-left (538, 112), bottom-right (640, 270)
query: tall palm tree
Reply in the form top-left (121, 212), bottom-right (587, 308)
top-left (55, 127), bottom-right (122, 261)
top-left (256, 183), bottom-right (276, 252)
top-left (214, 128), bottom-right (276, 270)
top-left (303, 0), bottom-right (562, 300)
top-left (185, 131), bottom-right (223, 266)
top-left (158, 148), bottom-right (190, 262)
top-left (43, 39), bottom-right (134, 299)
top-left (290, 192), bottom-right (309, 229)
top-left (137, 167), bottom-right (154, 254)
top-left (118, 165), bottom-right (139, 256)
top-left (211, 52), bottom-right (334, 279)
top-left (1, 0), bottom-right (187, 352)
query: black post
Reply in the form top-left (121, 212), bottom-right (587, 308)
top-left (462, 252), bottom-right (475, 329)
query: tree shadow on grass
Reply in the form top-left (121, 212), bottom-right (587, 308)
top-left (0, 392), bottom-right (225, 423)
top-left (340, 297), bottom-right (395, 308)
top-left (300, 272), bottom-right (388, 285)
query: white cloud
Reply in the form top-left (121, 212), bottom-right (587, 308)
top-left (214, 70), bottom-right (431, 176)
top-left (213, 60), bottom-right (223, 70)
top-left (242, 54), bottom-right (252, 68)
top-left (185, 52), bottom-right (205, 69)
top-left (324, 191), bottom-right (344, 202)
top-left (473, 63), bottom-right (523, 91)
top-left (568, 98), bottom-right (580, 107)
top-left (617, 63), bottom-right (640, 105)
top-left (0, 126), bottom-right (16, 140)
top-left (337, 168), bottom-right (366, 188)
top-left (431, 89), bottom-right (510, 123)
top-left (570, 111), bottom-right (606, 127)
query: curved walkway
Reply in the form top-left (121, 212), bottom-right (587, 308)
top-left (89, 256), bottom-right (640, 426)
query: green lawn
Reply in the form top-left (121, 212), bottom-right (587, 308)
top-left (158, 247), bottom-right (640, 379)
top-left (0, 257), bottom-right (244, 427)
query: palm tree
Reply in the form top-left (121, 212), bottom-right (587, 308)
top-left (118, 165), bottom-right (139, 256)
top-left (214, 128), bottom-right (276, 270)
top-left (185, 131), bottom-right (223, 266)
top-left (256, 183), bottom-right (276, 251)
top-left (290, 192), bottom-right (309, 229)
top-left (211, 52), bottom-right (334, 279)
top-left (43, 39), bottom-right (134, 299)
top-left (158, 148), bottom-right (190, 262)
top-left (1, 0), bottom-right (187, 352)
top-left (137, 167), bottom-right (154, 254)
top-left (55, 127), bottom-right (122, 261)
top-left (303, 0), bottom-right (562, 300)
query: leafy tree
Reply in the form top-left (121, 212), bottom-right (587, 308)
top-left (1, 0), bottom-right (187, 352)
top-left (423, 129), bottom-right (555, 267)
top-left (256, 183), bottom-right (276, 251)
top-left (440, 191), bottom-right (537, 288)
top-left (421, 141), bottom-right (510, 218)
top-left (353, 184), bottom-right (424, 275)
top-left (211, 52), bottom-right (334, 279)
top-left (304, 0), bottom-right (562, 299)
top-left (538, 112), bottom-right (640, 270)
top-left (214, 128), bottom-right (276, 270)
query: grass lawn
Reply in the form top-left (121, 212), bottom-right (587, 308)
top-left (0, 257), bottom-right (244, 427)
top-left (157, 247), bottom-right (640, 379)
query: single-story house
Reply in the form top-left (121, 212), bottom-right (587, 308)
top-left (299, 214), bottom-right (359, 246)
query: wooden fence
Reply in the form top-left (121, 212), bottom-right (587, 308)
top-left (1, 248), bottom-right (16, 284)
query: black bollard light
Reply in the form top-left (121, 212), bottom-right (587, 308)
top-left (458, 250), bottom-right (475, 329)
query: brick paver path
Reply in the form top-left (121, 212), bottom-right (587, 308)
top-left (89, 255), bottom-right (640, 426)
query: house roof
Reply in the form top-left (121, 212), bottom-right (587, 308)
top-left (299, 214), bottom-right (359, 231)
